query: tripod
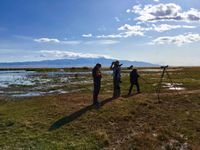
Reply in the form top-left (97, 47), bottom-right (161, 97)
top-left (156, 65), bottom-right (179, 100)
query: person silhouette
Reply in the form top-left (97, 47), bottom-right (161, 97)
top-left (92, 63), bottom-right (102, 106)
top-left (110, 61), bottom-right (122, 98)
top-left (128, 68), bottom-right (140, 95)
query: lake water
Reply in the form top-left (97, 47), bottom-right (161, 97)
top-left (0, 70), bottom-right (186, 98)
top-left (0, 70), bottom-right (112, 97)
top-left (162, 83), bottom-right (185, 91)
top-left (139, 68), bottom-right (183, 72)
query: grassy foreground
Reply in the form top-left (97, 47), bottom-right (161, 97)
top-left (0, 67), bottom-right (200, 149)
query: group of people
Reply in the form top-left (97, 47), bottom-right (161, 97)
top-left (92, 60), bottom-right (140, 107)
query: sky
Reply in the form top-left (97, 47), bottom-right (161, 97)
top-left (0, 0), bottom-right (200, 66)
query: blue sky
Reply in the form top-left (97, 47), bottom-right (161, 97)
top-left (0, 0), bottom-right (200, 66)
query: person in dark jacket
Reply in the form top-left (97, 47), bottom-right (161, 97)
top-left (110, 61), bottom-right (122, 98)
top-left (92, 63), bottom-right (102, 106)
top-left (128, 68), bottom-right (140, 95)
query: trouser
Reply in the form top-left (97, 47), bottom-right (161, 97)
top-left (128, 82), bottom-right (140, 95)
top-left (93, 82), bottom-right (100, 105)
top-left (113, 79), bottom-right (120, 98)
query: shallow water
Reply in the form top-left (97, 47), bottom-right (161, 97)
top-left (139, 68), bottom-right (183, 72)
top-left (11, 89), bottom-right (68, 97)
top-left (0, 70), bottom-right (112, 97)
top-left (163, 83), bottom-right (185, 91)
top-left (169, 87), bottom-right (185, 90)
top-left (12, 92), bottom-right (43, 97)
top-left (0, 70), bottom-right (35, 88)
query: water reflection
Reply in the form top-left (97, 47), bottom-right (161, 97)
top-left (0, 70), bottom-right (112, 97)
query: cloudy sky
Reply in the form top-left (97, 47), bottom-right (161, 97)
top-left (0, 0), bottom-right (200, 66)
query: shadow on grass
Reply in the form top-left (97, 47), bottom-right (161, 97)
top-left (121, 94), bottom-right (134, 98)
top-left (121, 92), bottom-right (142, 98)
top-left (49, 97), bottom-right (115, 131)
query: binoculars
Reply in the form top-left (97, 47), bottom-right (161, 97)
top-left (160, 65), bottom-right (168, 69)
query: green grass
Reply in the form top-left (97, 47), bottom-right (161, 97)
top-left (0, 67), bottom-right (200, 149)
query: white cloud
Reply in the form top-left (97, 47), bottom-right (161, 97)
top-left (181, 8), bottom-right (200, 22)
top-left (34, 37), bottom-right (118, 45)
top-left (96, 23), bottom-right (192, 39)
top-left (153, 0), bottom-right (160, 2)
top-left (150, 24), bottom-right (195, 32)
top-left (123, 30), bottom-right (144, 37)
top-left (118, 23), bottom-right (196, 33)
top-left (150, 33), bottom-right (200, 46)
top-left (34, 38), bottom-right (60, 43)
top-left (85, 40), bottom-right (119, 45)
top-left (61, 41), bottom-right (81, 45)
top-left (118, 24), bottom-right (143, 31)
top-left (82, 34), bottom-right (92, 38)
top-left (97, 34), bottom-right (123, 39)
top-left (97, 25), bottom-right (144, 39)
top-left (39, 50), bottom-right (112, 59)
top-left (131, 3), bottom-right (200, 22)
top-left (126, 9), bottom-right (131, 13)
top-left (96, 31), bottom-right (144, 38)
top-left (118, 24), bottom-right (145, 37)
top-left (34, 38), bottom-right (81, 45)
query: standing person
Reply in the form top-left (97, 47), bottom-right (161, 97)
top-left (110, 61), bottom-right (122, 98)
top-left (128, 68), bottom-right (140, 95)
top-left (92, 63), bottom-right (102, 106)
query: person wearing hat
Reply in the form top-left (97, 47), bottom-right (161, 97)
top-left (92, 63), bottom-right (102, 106)
top-left (110, 60), bottom-right (122, 98)
top-left (128, 68), bottom-right (140, 95)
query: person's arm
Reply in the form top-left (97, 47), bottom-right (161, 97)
top-left (97, 70), bottom-right (102, 78)
top-left (92, 69), bottom-right (96, 78)
top-left (110, 62), bottom-right (115, 70)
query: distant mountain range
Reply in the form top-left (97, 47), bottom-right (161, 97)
top-left (0, 58), bottom-right (159, 68)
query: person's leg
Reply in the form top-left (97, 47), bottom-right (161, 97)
top-left (116, 79), bottom-right (120, 97)
top-left (113, 80), bottom-right (117, 98)
top-left (96, 83), bottom-right (100, 100)
top-left (128, 83), bottom-right (133, 95)
top-left (117, 85), bottom-right (120, 97)
top-left (135, 82), bottom-right (140, 93)
top-left (93, 83), bottom-right (99, 105)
